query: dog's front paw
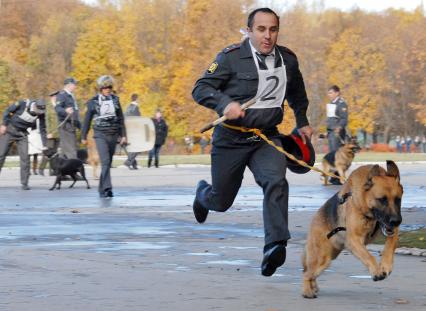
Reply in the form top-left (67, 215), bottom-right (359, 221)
top-left (372, 270), bottom-right (388, 281)
top-left (302, 290), bottom-right (317, 299)
top-left (302, 279), bottom-right (318, 298)
top-left (378, 263), bottom-right (392, 279)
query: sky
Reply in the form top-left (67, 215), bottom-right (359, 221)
top-left (82, 0), bottom-right (424, 12)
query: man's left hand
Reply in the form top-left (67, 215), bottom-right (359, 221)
top-left (120, 137), bottom-right (127, 146)
top-left (298, 126), bottom-right (314, 144)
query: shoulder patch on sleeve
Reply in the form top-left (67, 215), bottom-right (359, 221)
top-left (222, 43), bottom-right (241, 54)
top-left (207, 62), bottom-right (219, 74)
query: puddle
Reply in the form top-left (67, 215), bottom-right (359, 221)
top-left (202, 260), bottom-right (251, 266)
top-left (186, 252), bottom-right (219, 256)
top-left (219, 246), bottom-right (258, 250)
top-left (349, 275), bottom-right (371, 279)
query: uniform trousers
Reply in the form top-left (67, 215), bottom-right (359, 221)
top-left (94, 132), bottom-right (119, 195)
top-left (59, 123), bottom-right (77, 159)
top-left (327, 128), bottom-right (345, 153)
top-left (0, 125), bottom-right (30, 186)
top-left (196, 125), bottom-right (290, 246)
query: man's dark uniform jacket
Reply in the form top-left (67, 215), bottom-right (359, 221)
top-left (55, 90), bottom-right (81, 128)
top-left (192, 38), bottom-right (309, 130)
top-left (3, 100), bottom-right (47, 145)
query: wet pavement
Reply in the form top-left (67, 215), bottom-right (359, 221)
top-left (0, 163), bottom-right (425, 310)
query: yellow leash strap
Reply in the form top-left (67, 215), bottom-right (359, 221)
top-left (221, 123), bottom-right (345, 183)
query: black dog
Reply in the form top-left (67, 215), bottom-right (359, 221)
top-left (48, 153), bottom-right (90, 191)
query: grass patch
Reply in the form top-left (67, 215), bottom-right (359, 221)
top-left (374, 228), bottom-right (426, 249)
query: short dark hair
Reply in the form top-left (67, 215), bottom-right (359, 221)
top-left (131, 93), bottom-right (138, 101)
top-left (247, 8), bottom-right (280, 29)
top-left (328, 85), bottom-right (340, 93)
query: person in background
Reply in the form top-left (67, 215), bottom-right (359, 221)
top-left (395, 135), bottom-right (402, 153)
top-left (199, 135), bottom-right (209, 154)
top-left (27, 119), bottom-right (43, 175)
top-left (326, 85), bottom-right (348, 153)
top-left (0, 99), bottom-right (47, 189)
top-left (55, 77), bottom-right (80, 159)
top-left (123, 93), bottom-right (141, 169)
top-left (406, 135), bottom-right (412, 153)
top-left (148, 109), bottom-right (168, 168)
top-left (422, 135), bottom-right (426, 153)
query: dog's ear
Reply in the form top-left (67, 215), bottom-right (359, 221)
top-left (364, 165), bottom-right (381, 191)
top-left (386, 160), bottom-right (400, 181)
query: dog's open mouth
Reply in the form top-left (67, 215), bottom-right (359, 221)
top-left (380, 223), bottom-right (395, 237)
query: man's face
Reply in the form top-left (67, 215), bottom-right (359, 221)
top-left (327, 89), bottom-right (339, 101)
top-left (101, 87), bottom-right (112, 96)
top-left (66, 83), bottom-right (77, 93)
top-left (247, 12), bottom-right (279, 55)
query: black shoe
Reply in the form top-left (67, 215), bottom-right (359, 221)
top-left (99, 190), bottom-right (113, 198)
top-left (21, 184), bottom-right (31, 190)
top-left (193, 180), bottom-right (209, 223)
top-left (124, 162), bottom-right (133, 170)
top-left (261, 243), bottom-right (286, 277)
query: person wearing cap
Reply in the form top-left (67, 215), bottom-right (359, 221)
top-left (147, 109), bottom-right (168, 168)
top-left (0, 99), bottom-right (47, 190)
top-left (191, 8), bottom-right (313, 277)
top-left (81, 75), bottom-right (127, 198)
top-left (123, 93), bottom-right (141, 169)
top-left (55, 77), bottom-right (80, 159)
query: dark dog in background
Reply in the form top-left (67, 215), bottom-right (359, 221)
top-left (302, 161), bottom-right (403, 298)
top-left (48, 152), bottom-right (90, 190)
top-left (322, 137), bottom-right (361, 185)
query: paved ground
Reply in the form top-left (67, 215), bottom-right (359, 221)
top-left (0, 162), bottom-right (425, 311)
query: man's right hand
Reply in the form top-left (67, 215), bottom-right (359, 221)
top-left (0, 125), bottom-right (7, 135)
top-left (65, 107), bottom-right (74, 114)
top-left (223, 101), bottom-right (245, 120)
top-left (81, 139), bottom-right (87, 145)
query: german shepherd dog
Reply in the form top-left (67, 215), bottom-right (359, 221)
top-left (302, 160), bottom-right (403, 298)
top-left (322, 137), bottom-right (361, 185)
top-left (87, 133), bottom-right (100, 179)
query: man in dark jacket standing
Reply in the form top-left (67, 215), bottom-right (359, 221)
top-left (0, 99), bottom-right (47, 189)
top-left (81, 75), bottom-right (126, 198)
top-left (326, 85), bottom-right (348, 152)
top-left (124, 93), bottom-right (141, 169)
top-left (191, 8), bottom-right (313, 277)
top-left (55, 77), bottom-right (80, 159)
top-left (148, 109), bottom-right (168, 168)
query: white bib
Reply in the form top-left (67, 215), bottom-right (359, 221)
top-left (248, 48), bottom-right (287, 109)
top-left (96, 95), bottom-right (116, 119)
top-left (326, 103), bottom-right (337, 117)
top-left (18, 100), bottom-right (38, 123)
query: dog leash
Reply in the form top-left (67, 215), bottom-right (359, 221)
top-left (221, 123), bottom-right (345, 183)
